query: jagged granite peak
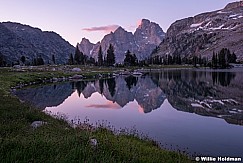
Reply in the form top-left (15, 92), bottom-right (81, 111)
top-left (136, 19), bottom-right (165, 39)
top-left (78, 19), bottom-right (165, 63)
top-left (134, 19), bottom-right (165, 59)
top-left (78, 37), bottom-right (95, 56)
top-left (152, 2), bottom-right (243, 61)
top-left (138, 19), bottom-right (151, 28)
top-left (0, 22), bottom-right (74, 64)
top-left (114, 26), bottom-right (126, 32)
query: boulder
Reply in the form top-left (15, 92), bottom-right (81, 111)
top-left (72, 68), bottom-right (82, 72)
top-left (31, 121), bottom-right (47, 129)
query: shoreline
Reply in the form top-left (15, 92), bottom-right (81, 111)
top-left (0, 66), bottom-right (191, 162)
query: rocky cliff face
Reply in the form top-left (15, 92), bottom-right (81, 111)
top-left (78, 19), bottom-right (165, 63)
top-left (152, 1), bottom-right (243, 60)
top-left (0, 22), bottom-right (74, 64)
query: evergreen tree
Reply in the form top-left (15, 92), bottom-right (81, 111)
top-left (68, 53), bottom-right (74, 65)
top-left (168, 55), bottom-right (173, 65)
top-left (229, 52), bottom-right (237, 63)
top-left (20, 56), bottom-right (26, 64)
top-left (218, 49), bottom-right (227, 68)
top-left (37, 56), bottom-right (44, 65)
top-left (124, 50), bottom-right (132, 66)
top-left (107, 78), bottom-right (116, 97)
top-left (151, 46), bottom-right (159, 55)
top-left (106, 44), bottom-right (115, 66)
top-left (192, 55), bottom-right (198, 67)
top-left (97, 46), bottom-right (103, 66)
top-left (74, 44), bottom-right (84, 64)
top-left (131, 53), bottom-right (138, 66)
top-left (124, 50), bottom-right (138, 66)
top-left (52, 54), bottom-right (56, 64)
top-left (125, 76), bottom-right (138, 90)
top-left (32, 58), bottom-right (37, 66)
top-left (212, 52), bottom-right (215, 68)
top-left (76, 81), bottom-right (87, 97)
top-left (212, 52), bottom-right (218, 68)
top-left (0, 53), bottom-right (6, 67)
top-left (86, 56), bottom-right (95, 65)
top-left (99, 79), bottom-right (104, 95)
top-left (103, 56), bottom-right (107, 66)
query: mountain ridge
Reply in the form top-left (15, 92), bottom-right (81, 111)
top-left (78, 19), bottom-right (165, 63)
top-left (0, 21), bottom-right (74, 65)
top-left (152, 1), bottom-right (243, 61)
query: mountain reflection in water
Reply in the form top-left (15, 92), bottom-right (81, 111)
top-left (15, 68), bottom-right (243, 157)
top-left (15, 69), bottom-right (243, 126)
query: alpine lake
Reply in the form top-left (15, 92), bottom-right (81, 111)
top-left (15, 68), bottom-right (243, 157)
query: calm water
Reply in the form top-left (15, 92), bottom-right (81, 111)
top-left (15, 68), bottom-right (243, 157)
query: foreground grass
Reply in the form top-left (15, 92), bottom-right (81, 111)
top-left (0, 67), bottom-right (191, 162)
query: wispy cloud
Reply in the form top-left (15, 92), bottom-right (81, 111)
top-left (85, 102), bottom-right (121, 110)
top-left (82, 25), bottom-right (119, 33)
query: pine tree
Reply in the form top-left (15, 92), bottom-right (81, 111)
top-left (74, 44), bottom-right (84, 65)
top-left (68, 53), bottom-right (74, 65)
top-left (230, 52), bottom-right (237, 63)
top-left (168, 55), bottom-right (173, 65)
top-left (106, 44), bottom-right (115, 66)
top-left (20, 56), bottom-right (26, 64)
top-left (0, 52), bottom-right (5, 67)
top-left (192, 55), bottom-right (198, 67)
top-left (52, 54), bottom-right (56, 64)
top-left (218, 49), bottom-right (226, 68)
top-left (131, 53), bottom-right (138, 66)
top-left (107, 78), bottom-right (116, 97)
top-left (97, 46), bottom-right (103, 66)
top-left (212, 52), bottom-right (216, 68)
top-left (124, 50), bottom-right (132, 66)
top-left (36, 56), bottom-right (44, 65)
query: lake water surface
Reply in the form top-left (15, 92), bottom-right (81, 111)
top-left (15, 68), bottom-right (243, 157)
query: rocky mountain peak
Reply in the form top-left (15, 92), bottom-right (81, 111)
top-left (134, 19), bottom-right (165, 49)
top-left (224, 1), bottom-right (243, 10)
top-left (78, 37), bottom-right (95, 56)
top-left (138, 19), bottom-right (151, 29)
top-left (152, 2), bottom-right (243, 61)
top-left (114, 26), bottom-right (125, 33)
top-left (113, 26), bottom-right (131, 38)
top-left (81, 37), bottom-right (92, 44)
top-left (78, 19), bottom-right (165, 63)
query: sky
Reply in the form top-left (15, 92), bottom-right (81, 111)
top-left (0, 0), bottom-right (236, 46)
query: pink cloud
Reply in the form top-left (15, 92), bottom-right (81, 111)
top-left (85, 101), bottom-right (121, 110)
top-left (82, 25), bottom-right (119, 33)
